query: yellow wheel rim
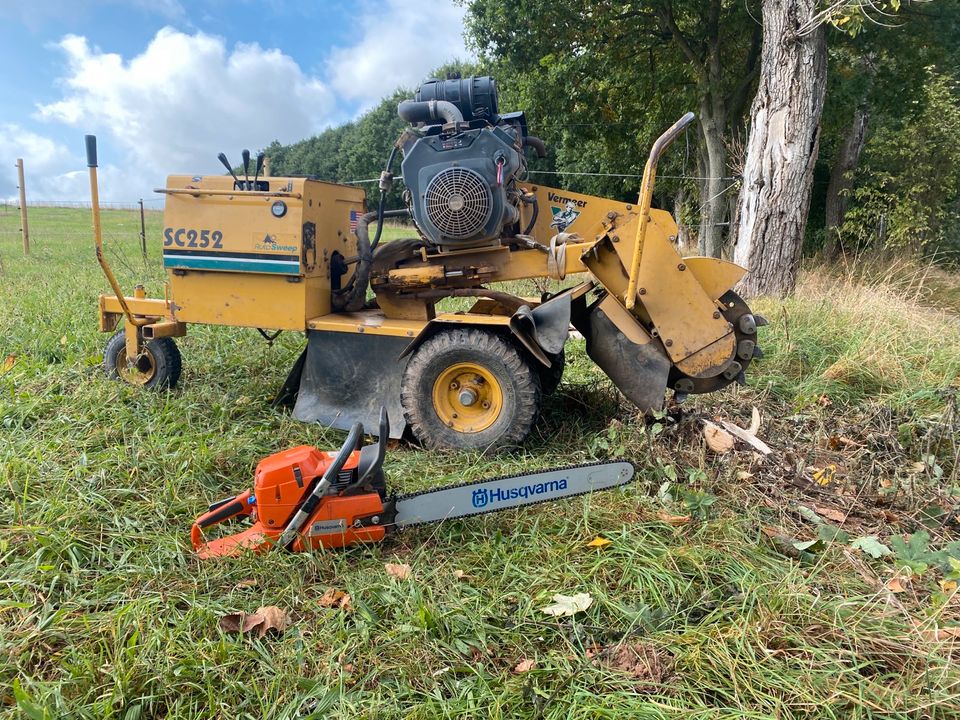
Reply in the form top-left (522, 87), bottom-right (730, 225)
top-left (432, 362), bottom-right (503, 433)
top-left (116, 347), bottom-right (157, 386)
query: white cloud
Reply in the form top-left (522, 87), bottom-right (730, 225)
top-left (37, 28), bottom-right (338, 181)
top-left (0, 123), bottom-right (81, 200)
top-left (21, 2), bottom-right (473, 201)
top-left (325, 0), bottom-right (472, 109)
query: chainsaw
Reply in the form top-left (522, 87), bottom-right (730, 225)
top-left (191, 409), bottom-right (636, 558)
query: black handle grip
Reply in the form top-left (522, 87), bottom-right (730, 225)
top-left (198, 499), bottom-right (245, 528)
top-left (255, 152), bottom-right (265, 174)
top-left (242, 149), bottom-right (250, 173)
top-left (85, 135), bottom-right (97, 168)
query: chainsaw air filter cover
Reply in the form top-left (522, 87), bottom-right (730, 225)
top-left (400, 124), bottom-right (523, 248)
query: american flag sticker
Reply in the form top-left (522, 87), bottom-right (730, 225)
top-left (349, 210), bottom-right (360, 233)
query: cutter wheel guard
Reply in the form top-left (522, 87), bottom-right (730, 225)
top-left (191, 409), bottom-right (636, 558)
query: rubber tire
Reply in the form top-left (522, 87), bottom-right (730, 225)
top-left (540, 348), bottom-right (565, 396)
top-left (103, 332), bottom-right (182, 390)
top-left (401, 328), bottom-right (541, 452)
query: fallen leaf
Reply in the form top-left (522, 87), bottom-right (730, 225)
top-left (748, 406), bottom-right (761, 435)
top-left (385, 562), bottom-right (412, 580)
top-left (233, 578), bottom-right (258, 590)
top-left (908, 461), bottom-right (926, 475)
top-left (811, 465), bottom-right (836, 486)
top-left (656, 510), bottom-right (690, 526)
top-left (586, 536), bottom-right (613, 548)
top-left (342, 663), bottom-right (355, 674)
top-left (881, 510), bottom-right (899, 523)
top-left (541, 592), bottom-right (593, 617)
top-left (793, 538), bottom-right (822, 552)
top-left (817, 394), bottom-right (832, 407)
top-left (703, 421), bottom-right (734, 454)
top-left (736, 470), bottom-right (754, 480)
top-left (513, 659), bottom-right (536, 673)
top-left (922, 627), bottom-right (960, 642)
top-left (319, 588), bottom-right (352, 610)
top-left (813, 504), bottom-right (848, 524)
top-left (851, 535), bottom-right (892, 559)
top-left (886, 577), bottom-right (907, 593)
top-left (220, 605), bottom-right (290, 638)
top-left (59, 335), bottom-right (67, 346)
top-left (452, 569), bottom-right (473, 581)
top-left (940, 580), bottom-right (958, 594)
top-left (2, 354), bottom-right (15, 372)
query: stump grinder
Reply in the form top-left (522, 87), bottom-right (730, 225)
top-left (88, 75), bottom-right (764, 452)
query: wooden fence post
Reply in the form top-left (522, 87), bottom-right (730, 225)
top-left (16, 159), bottom-right (29, 255)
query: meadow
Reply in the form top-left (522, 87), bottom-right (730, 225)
top-left (1, 206), bottom-right (959, 718)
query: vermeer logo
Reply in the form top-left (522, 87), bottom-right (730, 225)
top-left (548, 192), bottom-right (586, 232)
top-left (471, 478), bottom-right (568, 508)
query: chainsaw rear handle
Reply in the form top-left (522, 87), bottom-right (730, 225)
top-left (275, 421), bottom-right (364, 550)
top-left (190, 488), bottom-right (254, 551)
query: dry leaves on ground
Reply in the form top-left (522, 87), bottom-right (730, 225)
top-left (813, 504), bottom-right (848, 524)
top-left (656, 510), bottom-right (690, 526)
top-left (220, 605), bottom-right (291, 638)
top-left (385, 562), bottom-right (413, 580)
top-left (541, 592), bottom-right (593, 617)
top-left (586, 536), bottom-right (613, 548)
top-left (319, 588), bottom-right (352, 610)
top-left (592, 642), bottom-right (673, 687)
top-left (513, 659), bottom-right (536, 673)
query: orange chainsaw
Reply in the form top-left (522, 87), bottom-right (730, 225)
top-left (191, 410), bottom-right (636, 558)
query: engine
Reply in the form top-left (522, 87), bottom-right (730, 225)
top-left (397, 76), bottom-right (534, 249)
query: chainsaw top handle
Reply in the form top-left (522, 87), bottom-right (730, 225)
top-left (274, 420), bottom-right (364, 550)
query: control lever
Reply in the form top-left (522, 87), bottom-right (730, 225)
top-left (241, 149), bottom-right (251, 190)
top-left (253, 152), bottom-right (265, 190)
top-left (217, 153), bottom-right (241, 187)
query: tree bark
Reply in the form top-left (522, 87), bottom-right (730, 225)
top-left (732, 0), bottom-right (827, 297)
top-left (823, 107), bottom-right (869, 259)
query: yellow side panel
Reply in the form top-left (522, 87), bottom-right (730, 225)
top-left (520, 183), bottom-right (677, 245)
top-left (170, 272), bottom-right (317, 331)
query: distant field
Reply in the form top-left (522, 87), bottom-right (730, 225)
top-left (2, 206), bottom-right (959, 718)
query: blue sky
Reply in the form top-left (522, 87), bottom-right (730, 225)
top-left (0, 0), bottom-right (471, 201)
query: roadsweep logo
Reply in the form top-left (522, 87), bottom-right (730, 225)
top-left (471, 478), bottom-right (568, 508)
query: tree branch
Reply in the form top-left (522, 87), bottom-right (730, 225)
top-left (655, 0), bottom-right (704, 71)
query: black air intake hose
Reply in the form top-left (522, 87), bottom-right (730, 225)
top-left (523, 135), bottom-right (547, 159)
top-left (397, 99), bottom-right (464, 125)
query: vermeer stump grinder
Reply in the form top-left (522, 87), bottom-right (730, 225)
top-left (191, 408), bottom-right (636, 557)
top-left (88, 75), bottom-right (764, 452)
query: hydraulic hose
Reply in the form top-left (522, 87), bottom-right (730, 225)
top-left (523, 192), bottom-right (539, 235)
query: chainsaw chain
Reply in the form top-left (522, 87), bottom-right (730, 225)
top-left (385, 458), bottom-right (637, 530)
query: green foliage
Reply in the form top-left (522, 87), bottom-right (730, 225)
top-left (841, 70), bottom-right (960, 258)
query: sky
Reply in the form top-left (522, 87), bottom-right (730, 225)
top-left (0, 0), bottom-right (472, 203)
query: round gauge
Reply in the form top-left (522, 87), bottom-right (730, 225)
top-left (271, 200), bottom-right (287, 218)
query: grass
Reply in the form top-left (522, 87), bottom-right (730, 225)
top-left (2, 206), bottom-right (960, 718)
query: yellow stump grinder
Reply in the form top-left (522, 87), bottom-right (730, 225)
top-left (88, 75), bottom-right (764, 452)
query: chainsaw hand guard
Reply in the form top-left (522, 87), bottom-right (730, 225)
top-left (190, 489), bottom-right (254, 554)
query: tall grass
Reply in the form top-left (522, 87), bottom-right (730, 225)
top-left (1, 209), bottom-right (959, 718)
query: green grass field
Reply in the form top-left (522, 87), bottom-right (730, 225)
top-left (2, 206), bottom-right (960, 718)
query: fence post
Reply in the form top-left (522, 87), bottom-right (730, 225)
top-left (138, 198), bottom-right (147, 263)
top-left (16, 159), bottom-right (29, 255)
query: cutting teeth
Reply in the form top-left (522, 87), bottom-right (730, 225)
top-left (736, 371), bottom-right (747, 386)
top-left (754, 314), bottom-right (769, 327)
top-left (753, 346), bottom-right (764, 359)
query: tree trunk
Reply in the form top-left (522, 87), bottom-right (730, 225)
top-left (823, 107), bottom-right (869, 259)
top-left (732, 0), bottom-right (827, 298)
top-left (699, 105), bottom-right (728, 258)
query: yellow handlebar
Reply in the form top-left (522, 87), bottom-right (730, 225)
top-left (625, 112), bottom-right (696, 310)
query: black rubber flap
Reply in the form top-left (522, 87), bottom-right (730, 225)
top-left (291, 330), bottom-right (408, 439)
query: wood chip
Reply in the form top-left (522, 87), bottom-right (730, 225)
top-left (748, 406), bottom-right (761, 435)
top-left (703, 421), bottom-right (735, 454)
top-left (720, 420), bottom-right (773, 455)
